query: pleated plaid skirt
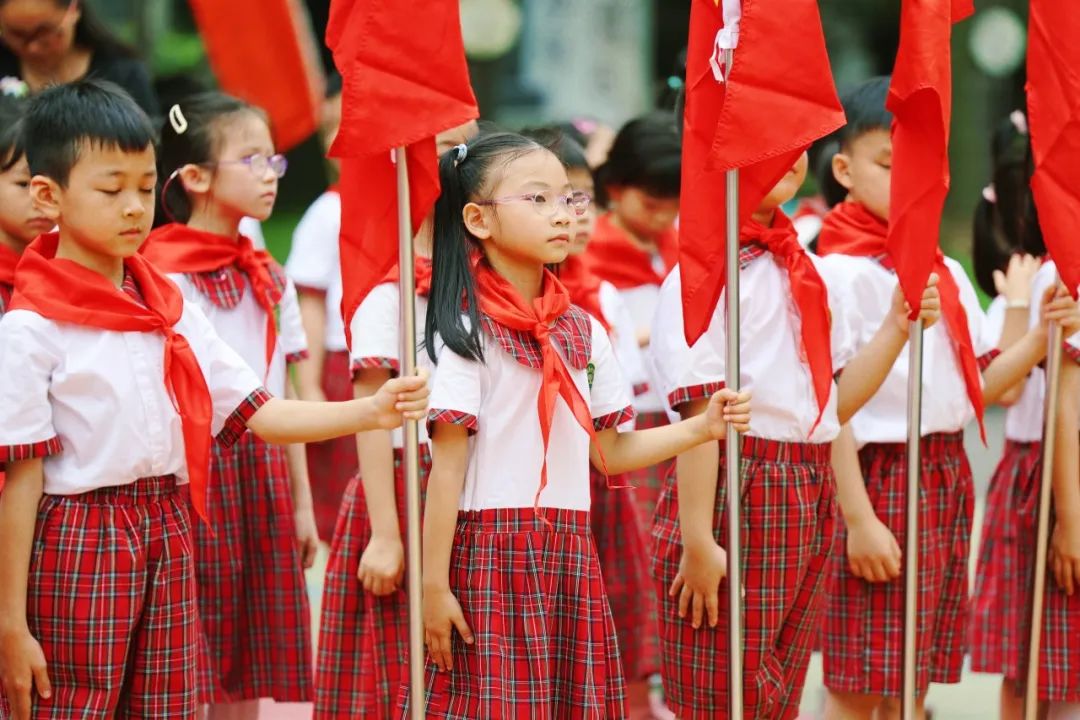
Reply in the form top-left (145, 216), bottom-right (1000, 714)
top-left (626, 410), bottom-right (674, 525)
top-left (314, 446), bottom-right (432, 720)
top-left (970, 440), bottom-right (1041, 676)
top-left (591, 467), bottom-right (660, 681)
top-left (652, 436), bottom-right (835, 720)
top-left (402, 507), bottom-right (627, 719)
top-left (0, 477), bottom-right (198, 720)
top-left (822, 433), bottom-right (973, 697)
top-left (193, 433), bottom-right (313, 704)
top-left (308, 350), bottom-right (360, 539)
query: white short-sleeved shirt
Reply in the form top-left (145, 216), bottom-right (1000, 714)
top-left (428, 313), bottom-right (633, 512)
top-left (673, 252), bottom-right (861, 443)
top-left (169, 271), bottom-right (307, 398)
top-left (598, 281), bottom-right (647, 398)
top-left (349, 282), bottom-right (436, 447)
top-left (839, 255), bottom-right (996, 444)
top-left (617, 283), bottom-right (667, 414)
top-left (285, 191), bottom-right (347, 352)
top-left (647, 266), bottom-right (693, 423)
top-left (984, 295), bottom-right (1045, 442)
top-left (239, 217), bottom-right (267, 249)
top-left (0, 302), bottom-right (264, 495)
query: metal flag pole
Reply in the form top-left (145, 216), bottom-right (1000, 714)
top-left (723, 46), bottom-right (745, 720)
top-left (1024, 312), bottom-right (1065, 720)
top-left (901, 318), bottom-right (925, 720)
top-left (394, 146), bottom-right (426, 719)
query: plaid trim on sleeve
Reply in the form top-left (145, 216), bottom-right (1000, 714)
top-left (632, 382), bottom-right (650, 396)
top-left (0, 436), bottom-right (62, 463)
top-left (427, 408), bottom-right (478, 436)
top-left (217, 387), bottom-right (274, 447)
top-left (1066, 343), bottom-right (1080, 366)
top-left (977, 348), bottom-right (1001, 373)
top-left (293, 284), bottom-right (328, 296)
top-left (286, 350), bottom-right (310, 365)
top-left (593, 406), bottom-right (635, 431)
top-left (350, 357), bottom-right (399, 378)
top-left (667, 382), bottom-right (725, 412)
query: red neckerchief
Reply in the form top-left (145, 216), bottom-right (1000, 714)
top-left (381, 255), bottom-right (433, 298)
top-left (0, 242), bottom-right (18, 310)
top-left (818, 200), bottom-right (985, 434)
top-left (12, 233), bottom-right (215, 524)
top-left (742, 211), bottom-right (833, 432)
top-left (474, 263), bottom-right (610, 516)
top-left (559, 254), bottom-right (611, 333)
top-left (583, 213), bottom-right (678, 289)
top-left (142, 223), bottom-right (284, 371)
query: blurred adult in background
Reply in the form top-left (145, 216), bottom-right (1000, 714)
top-left (0, 0), bottom-right (158, 116)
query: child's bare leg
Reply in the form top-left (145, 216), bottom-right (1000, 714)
top-left (206, 700), bottom-right (260, 720)
top-left (874, 693), bottom-right (927, 720)
top-left (1001, 678), bottom-right (1024, 720)
top-left (824, 689), bottom-right (882, 720)
top-left (1048, 702), bottom-right (1080, 719)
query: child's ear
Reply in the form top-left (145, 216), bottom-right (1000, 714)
top-left (29, 175), bottom-right (61, 221)
top-left (831, 152), bottom-right (855, 193)
top-left (463, 202), bottom-right (491, 240)
top-left (177, 163), bottom-right (212, 195)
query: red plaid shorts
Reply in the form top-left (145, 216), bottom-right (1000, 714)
top-left (591, 467), bottom-right (660, 680)
top-left (402, 508), bottom-right (627, 719)
top-left (970, 440), bottom-right (1041, 675)
top-left (193, 433), bottom-right (313, 703)
top-left (652, 436), bottom-right (835, 720)
top-left (314, 446), bottom-right (432, 720)
top-left (0, 477), bottom-right (198, 720)
top-left (308, 350), bottom-right (360, 539)
top-left (822, 433), bottom-right (973, 696)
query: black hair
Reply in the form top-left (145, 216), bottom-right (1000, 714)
top-left (816, 76), bottom-right (894, 208)
top-left (0, 93), bottom-right (26, 172)
top-left (158, 91), bottom-right (266, 222)
top-left (594, 111), bottom-right (680, 207)
top-left (325, 71), bottom-right (343, 100)
top-left (972, 113), bottom-right (1044, 297)
top-left (22, 78), bottom-right (155, 186)
top-left (0, 0), bottom-right (137, 62)
top-left (519, 125), bottom-right (589, 171)
top-left (426, 131), bottom-right (549, 364)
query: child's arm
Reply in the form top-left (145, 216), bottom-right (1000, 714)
top-left (668, 398), bottom-right (724, 630)
top-left (245, 371), bottom-right (429, 444)
top-left (1050, 356), bottom-right (1080, 595)
top-left (283, 376), bottom-right (319, 568)
top-left (832, 424), bottom-right (900, 583)
top-left (993, 254), bottom-right (1042, 406)
top-left (422, 423), bottom-right (475, 672)
top-left (0, 459), bottom-right (52, 719)
top-left (837, 277), bottom-right (941, 424)
top-left (295, 291), bottom-right (328, 402)
top-left (353, 369), bottom-right (406, 596)
top-left (589, 389), bottom-right (750, 474)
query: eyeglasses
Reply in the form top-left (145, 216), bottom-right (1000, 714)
top-left (212, 153), bottom-right (288, 179)
top-left (478, 190), bottom-right (592, 218)
top-left (0, 0), bottom-right (78, 50)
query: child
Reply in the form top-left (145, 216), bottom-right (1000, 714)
top-left (653, 149), bottom-right (941, 720)
top-left (0, 79), bottom-right (428, 720)
top-left (583, 112), bottom-right (681, 521)
top-left (312, 119), bottom-right (476, 720)
top-left (815, 78), bottom-right (1074, 720)
top-left (0, 95), bottom-right (50, 315)
top-left (968, 113), bottom-right (1044, 720)
top-left (529, 127), bottom-right (670, 716)
top-left (284, 74), bottom-right (357, 540)
top-left (407, 131), bottom-right (750, 718)
top-left (140, 92), bottom-right (317, 714)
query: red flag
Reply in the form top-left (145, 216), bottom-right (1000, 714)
top-left (189, 0), bottom-right (324, 151)
top-left (679, 0), bottom-right (845, 345)
top-left (1027, 0), bottom-right (1080, 298)
top-left (327, 0), bottom-right (478, 347)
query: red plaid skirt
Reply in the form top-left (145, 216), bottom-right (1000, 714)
top-left (591, 468), bottom-right (660, 680)
top-left (402, 508), bottom-right (627, 719)
top-left (0, 477), bottom-right (198, 720)
top-left (970, 440), bottom-right (1041, 675)
top-left (822, 433), bottom-right (973, 696)
top-left (314, 446), bottom-right (432, 720)
top-left (309, 350), bottom-right (361, 539)
top-left (193, 434), bottom-right (313, 703)
top-left (627, 410), bottom-right (674, 525)
top-left (652, 436), bottom-right (835, 720)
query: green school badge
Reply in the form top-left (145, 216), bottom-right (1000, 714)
top-left (587, 361), bottom-right (595, 389)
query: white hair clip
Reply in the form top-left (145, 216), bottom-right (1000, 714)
top-left (1009, 110), bottom-right (1028, 136)
top-left (453, 143), bottom-right (468, 166)
top-left (982, 183), bottom-right (997, 204)
top-left (168, 104), bottom-right (188, 135)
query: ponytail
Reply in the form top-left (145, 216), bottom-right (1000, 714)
top-left (425, 131), bottom-right (548, 364)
